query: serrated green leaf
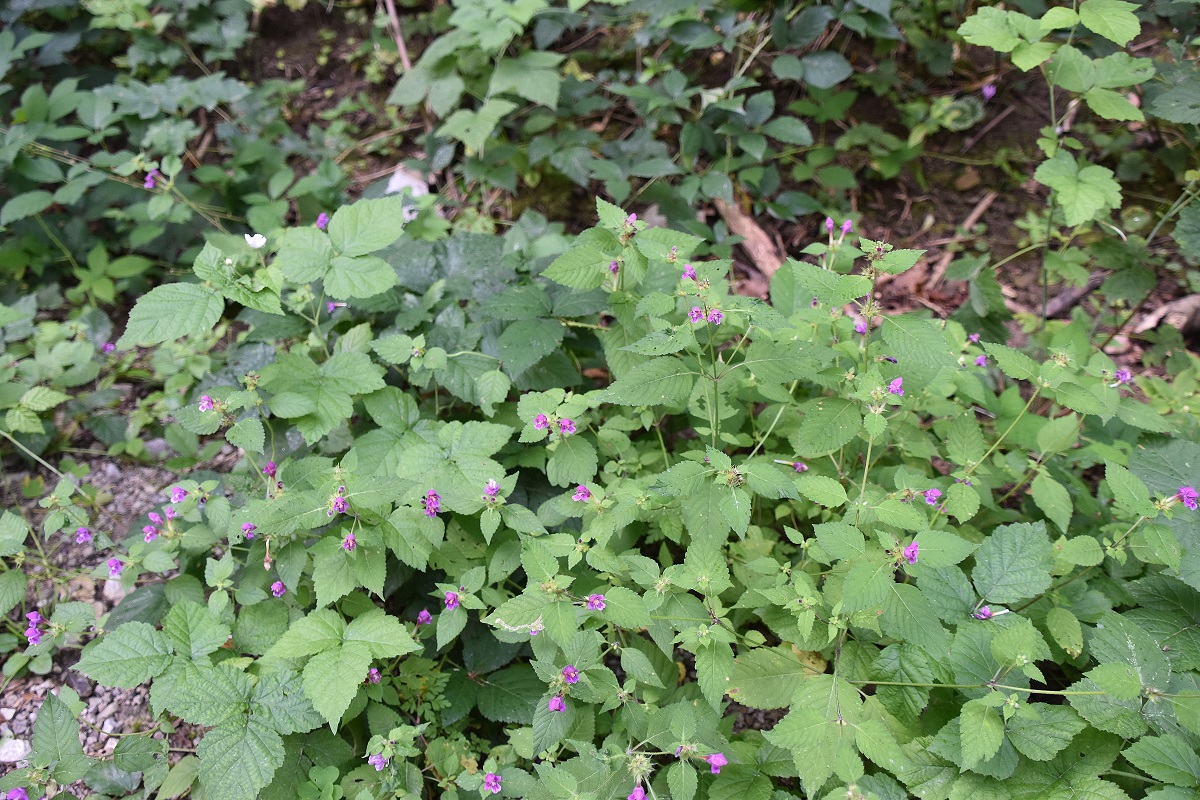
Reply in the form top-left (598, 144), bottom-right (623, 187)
top-left (324, 255), bottom-right (399, 300)
top-left (913, 529), bottom-right (978, 568)
top-left (791, 397), bottom-right (861, 457)
top-left (881, 315), bottom-right (956, 386)
top-left (696, 641), bottom-right (734, 709)
top-left (1033, 151), bottom-right (1122, 227)
top-left (728, 646), bottom-right (821, 709)
top-left (477, 665), bottom-right (542, 724)
top-left (327, 196), bottom-right (406, 257)
top-left (603, 586), bottom-right (651, 628)
top-left (982, 343), bottom-right (1038, 381)
top-left (265, 608), bottom-right (345, 659)
top-left (275, 227), bottom-right (333, 282)
top-left (787, 259), bottom-right (873, 306)
top-left (958, 7), bottom-right (1021, 52)
top-left (1037, 412), bottom-right (1079, 454)
top-left (31, 691), bottom-right (94, 783)
top-left (344, 608), bottom-right (421, 659)
top-left (1085, 87), bottom-right (1143, 121)
top-left (1086, 662), bottom-right (1142, 701)
top-left (600, 357), bottom-right (695, 406)
top-left (19, 386), bottom-right (69, 412)
top-left (1031, 473), bottom-right (1072, 533)
top-left (153, 662), bottom-right (251, 727)
top-left (1006, 705), bottom-right (1087, 761)
top-left (543, 246), bottom-right (614, 290)
top-left (75, 621), bottom-right (173, 687)
top-left (303, 642), bottom-right (371, 729)
top-left (117, 283), bottom-right (224, 348)
top-left (1046, 607), bottom-right (1085, 657)
top-left (1125, 735), bottom-right (1200, 787)
top-left (1078, 0), bottom-right (1140, 45)
top-left (971, 522), bottom-right (1053, 604)
top-left (1, 190), bottom-right (54, 225)
top-left (225, 417), bottom-right (265, 454)
top-left (163, 601), bottom-right (230, 661)
top-left (795, 474), bottom-right (847, 507)
top-left (197, 718), bottom-right (285, 800)
top-left (960, 698), bottom-right (1005, 770)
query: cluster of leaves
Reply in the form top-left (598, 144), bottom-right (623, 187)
top-left (5, 192), bottom-right (1200, 800)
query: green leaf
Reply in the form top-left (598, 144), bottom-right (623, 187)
top-left (946, 414), bottom-right (986, 467)
top-left (1048, 45), bottom-right (1096, 93)
top-left (787, 259), bottom-right (873, 306)
top-left (881, 315), bottom-right (957, 386)
top-left (790, 397), bottom-right (861, 457)
top-left (1086, 662), bottom-right (1142, 701)
top-left (1149, 83), bottom-right (1200, 125)
top-left (542, 247), bottom-right (614, 290)
top-left (764, 676), bottom-right (862, 792)
top-left (75, 621), bottom-right (173, 688)
top-left (1046, 607), bottom-right (1085, 658)
top-left (117, 283), bottom-right (224, 348)
top-left (876, 249), bottom-right (925, 276)
top-left (1089, 611), bottom-right (1171, 691)
top-left (1106, 461), bottom-right (1151, 515)
top-left (982, 342), bottom-right (1038, 381)
top-left (324, 255), bottom-right (399, 300)
top-left (600, 357), bottom-right (695, 406)
top-left (728, 646), bottom-right (820, 709)
top-left (1, 190), bottom-right (54, 225)
top-left (1085, 87), bottom-right (1144, 121)
top-left (327, 196), bottom-right (406, 257)
top-left (795, 474), bottom-right (847, 507)
top-left (1031, 473), bottom-right (1072, 533)
top-left (439, 98), bottom-right (518, 154)
top-left (1005, 705), bottom-right (1087, 761)
top-left (19, 386), bottom-right (69, 412)
top-left (344, 609), bottom-right (421, 659)
top-left (668, 762), bottom-right (698, 800)
top-left (602, 586), bottom-right (651, 628)
top-left (1054, 535), bottom-right (1104, 567)
top-left (437, 607), bottom-right (468, 650)
top-left (761, 117), bottom-right (813, 145)
top-left (303, 642), bottom-right (371, 728)
top-left (1033, 151), bottom-right (1122, 227)
top-left (226, 417), bottom-right (265, 454)
top-left (801, 50), bottom-right (852, 88)
top-left (960, 698), bottom-right (1005, 770)
top-left (971, 522), bottom-right (1053, 604)
top-left (477, 665), bottom-right (542, 724)
top-left (265, 608), bottom-right (345, 659)
top-left (197, 718), bottom-right (285, 800)
top-left (958, 7), bottom-right (1021, 52)
top-left (275, 227), bottom-right (333, 282)
top-left (31, 691), bottom-right (94, 783)
top-left (1124, 735), bottom-right (1200, 787)
top-left (163, 601), bottom-right (230, 661)
top-left (1036, 412), bottom-right (1079, 454)
top-left (0, 569), bottom-right (25, 617)
top-left (696, 641), bottom-right (735, 709)
top-left (0, 511), bottom-right (30, 557)
top-left (1078, 0), bottom-right (1140, 45)
top-left (912, 529), bottom-right (977, 568)
top-left (249, 670), bottom-right (322, 735)
top-left (499, 319), bottom-right (564, 378)
top-left (153, 662), bottom-right (251, 727)
top-left (489, 51), bottom-right (563, 108)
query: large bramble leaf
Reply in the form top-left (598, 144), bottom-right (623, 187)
top-left (31, 692), bottom-right (94, 784)
top-left (971, 522), bottom-right (1053, 604)
top-left (117, 283), bottom-right (223, 348)
top-left (75, 621), bottom-right (174, 688)
top-left (197, 718), bottom-right (285, 800)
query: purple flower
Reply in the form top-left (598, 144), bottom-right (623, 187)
top-left (445, 591), bottom-right (460, 610)
top-left (327, 301), bottom-right (337, 314)
top-left (573, 485), bottom-right (591, 502)
top-left (171, 486), bottom-right (188, 503)
top-left (332, 496), bottom-right (348, 515)
top-left (263, 461), bottom-right (277, 478)
top-left (982, 83), bottom-right (997, 101)
top-left (968, 333), bottom-right (980, 343)
top-left (107, 558), bottom-right (123, 577)
top-left (562, 665), bottom-right (579, 684)
top-left (688, 306), bottom-right (704, 323)
top-left (148, 512), bottom-right (163, 525)
top-left (707, 308), bottom-right (724, 325)
top-left (144, 169), bottom-right (160, 190)
top-left (424, 489), bottom-right (441, 517)
top-left (825, 217), bottom-right (835, 232)
top-left (629, 788), bottom-right (646, 800)
top-left (198, 395), bottom-right (215, 412)
top-left (417, 609), bottom-right (432, 625)
top-left (855, 319), bottom-right (868, 335)
top-left (102, 342), bottom-right (115, 354)
top-left (368, 753), bottom-right (388, 771)
top-left (367, 668), bottom-right (381, 684)
top-left (586, 593), bottom-right (606, 611)
top-left (706, 753), bottom-right (728, 774)
top-left (609, 261), bottom-right (619, 275)
top-left (165, 506), bottom-right (178, 520)
top-left (548, 695), bottom-right (566, 713)
top-left (793, 461), bottom-right (808, 473)
top-left (841, 219), bottom-right (853, 234)
top-left (8, 787), bottom-right (30, 800)
top-left (903, 540), bottom-right (919, 565)
top-left (484, 479), bottom-right (500, 499)
top-left (627, 213), bottom-right (637, 224)
top-left (810, 297), bottom-right (819, 308)
top-left (974, 606), bottom-right (993, 620)
top-left (682, 264), bottom-right (697, 280)
top-left (887, 377), bottom-right (904, 396)
top-left (559, 419), bottom-right (576, 435)
top-left (1178, 486), bottom-right (1199, 511)
top-left (483, 773), bottom-right (502, 794)
top-left (143, 525), bottom-right (158, 543)
top-left (316, 212), bottom-right (329, 230)
top-left (534, 414), bottom-right (550, 430)
top-left (25, 612), bottom-right (43, 646)
top-left (76, 527), bottom-right (91, 544)
top-left (975, 355), bottom-right (988, 367)
top-left (1114, 368), bottom-right (1132, 384)
top-left (271, 581), bottom-right (286, 597)
top-left (924, 488), bottom-right (942, 506)
top-left (342, 533), bottom-right (356, 551)
top-left (242, 522), bottom-right (256, 539)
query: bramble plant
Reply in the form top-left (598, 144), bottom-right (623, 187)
top-left (4, 191), bottom-right (1200, 800)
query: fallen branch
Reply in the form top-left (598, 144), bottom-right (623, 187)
top-left (713, 197), bottom-right (784, 280)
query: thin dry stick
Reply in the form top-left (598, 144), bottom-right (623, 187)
top-left (960, 104), bottom-right (1016, 154)
top-left (929, 189), bottom-right (999, 286)
top-left (381, 0), bottom-right (412, 72)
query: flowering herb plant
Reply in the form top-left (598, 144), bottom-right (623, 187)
top-left (3, 193), bottom-right (1200, 800)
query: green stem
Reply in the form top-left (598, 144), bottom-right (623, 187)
top-left (967, 387), bottom-right (1041, 478)
top-left (746, 380), bottom-right (799, 460)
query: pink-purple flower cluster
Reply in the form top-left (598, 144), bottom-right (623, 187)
top-left (143, 525), bottom-right (158, 543)
top-left (198, 395), bottom-right (215, 412)
top-left (242, 522), bottom-right (256, 539)
top-left (144, 169), bottom-right (161, 190)
top-left (107, 558), bottom-right (123, 577)
top-left (887, 377), bottom-right (904, 396)
top-left (534, 413), bottom-right (549, 430)
top-left (562, 664), bottom-right (579, 684)
top-left (1178, 486), bottom-right (1198, 511)
top-left (445, 591), bottom-right (460, 610)
top-left (573, 485), bottom-right (591, 502)
top-left (342, 532), bottom-right (356, 551)
top-left (271, 581), bottom-right (287, 597)
top-left (483, 773), bottom-right (502, 794)
top-left (171, 485), bottom-right (188, 503)
top-left (548, 695), bottom-right (566, 712)
top-left (417, 608), bottom-right (433, 625)
top-left (923, 488), bottom-right (941, 505)
top-left (902, 540), bottom-right (919, 565)
top-left (706, 753), bottom-right (728, 774)
top-left (316, 212), bottom-right (329, 230)
top-left (423, 489), bottom-right (441, 517)
top-left (76, 526), bottom-right (91, 544)
top-left (973, 606), bottom-right (993, 620)
top-left (25, 611), bottom-right (43, 646)
top-left (586, 593), bottom-right (605, 611)
top-left (368, 753), bottom-right (388, 771)
top-left (483, 479), bottom-right (500, 501)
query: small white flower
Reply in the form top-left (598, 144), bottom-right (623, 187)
top-left (245, 233), bottom-right (267, 249)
